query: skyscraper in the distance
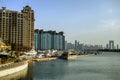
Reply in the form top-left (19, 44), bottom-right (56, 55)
top-left (106, 44), bottom-right (109, 49)
top-left (75, 40), bottom-right (78, 50)
top-left (0, 5), bottom-right (34, 51)
top-left (117, 44), bottom-right (119, 49)
top-left (109, 40), bottom-right (114, 49)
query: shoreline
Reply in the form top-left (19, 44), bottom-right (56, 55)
top-left (0, 61), bottom-right (28, 77)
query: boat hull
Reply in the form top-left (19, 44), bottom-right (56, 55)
top-left (60, 51), bottom-right (78, 60)
top-left (67, 55), bottom-right (77, 60)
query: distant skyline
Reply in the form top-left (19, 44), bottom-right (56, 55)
top-left (0, 0), bottom-right (119, 46)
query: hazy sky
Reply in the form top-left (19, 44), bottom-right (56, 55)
top-left (0, 0), bottom-right (119, 46)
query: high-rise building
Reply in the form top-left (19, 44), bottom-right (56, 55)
top-left (117, 44), bottom-right (119, 49)
top-left (75, 40), bottom-right (78, 50)
top-left (41, 32), bottom-right (52, 50)
top-left (106, 44), bottom-right (109, 49)
top-left (0, 5), bottom-right (34, 51)
top-left (34, 29), bottom-right (65, 50)
top-left (109, 40), bottom-right (114, 49)
top-left (66, 42), bottom-right (74, 51)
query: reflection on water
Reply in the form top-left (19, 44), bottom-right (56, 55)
top-left (0, 62), bottom-right (33, 80)
top-left (33, 52), bottom-right (120, 80)
top-left (33, 60), bottom-right (68, 80)
top-left (0, 52), bottom-right (120, 80)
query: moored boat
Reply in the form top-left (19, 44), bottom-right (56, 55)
top-left (60, 51), bottom-right (78, 60)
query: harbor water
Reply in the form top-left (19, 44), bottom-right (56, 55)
top-left (1, 52), bottom-right (120, 80)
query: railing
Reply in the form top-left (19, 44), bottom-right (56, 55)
top-left (0, 61), bottom-right (27, 71)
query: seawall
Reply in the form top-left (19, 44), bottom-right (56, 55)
top-left (0, 61), bottom-right (28, 77)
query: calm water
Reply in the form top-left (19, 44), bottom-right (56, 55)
top-left (1, 52), bottom-right (120, 80)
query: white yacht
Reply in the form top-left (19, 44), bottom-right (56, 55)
top-left (26, 49), bottom-right (37, 55)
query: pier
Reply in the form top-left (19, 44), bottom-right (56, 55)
top-left (32, 57), bottom-right (57, 61)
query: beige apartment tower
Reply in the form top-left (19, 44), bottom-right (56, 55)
top-left (0, 5), bottom-right (34, 51)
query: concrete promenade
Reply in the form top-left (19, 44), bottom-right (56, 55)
top-left (0, 61), bottom-right (28, 77)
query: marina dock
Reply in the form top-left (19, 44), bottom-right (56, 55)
top-left (32, 57), bottom-right (57, 61)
